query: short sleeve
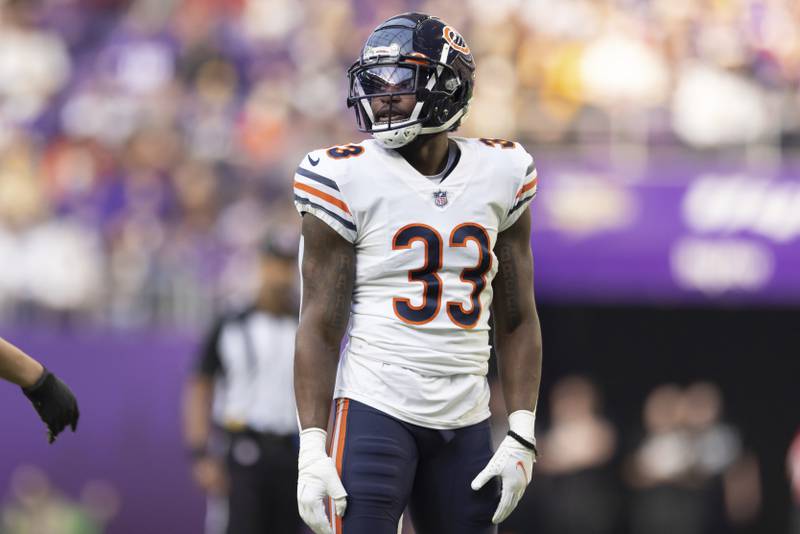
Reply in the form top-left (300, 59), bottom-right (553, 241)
top-left (293, 153), bottom-right (357, 243)
top-left (499, 150), bottom-right (538, 232)
top-left (195, 317), bottom-right (226, 377)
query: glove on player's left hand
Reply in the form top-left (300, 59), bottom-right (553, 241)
top-left (22, 368), bottom-right (80, 443)
top-left (471, 410), bottom-right (537, 524)
top-left (297, 428), bottom-right (347, 534)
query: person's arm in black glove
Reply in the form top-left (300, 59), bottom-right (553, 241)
top-left (1, 336), bottom-right (80, 443)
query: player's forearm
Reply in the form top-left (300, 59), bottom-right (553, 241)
top-left (0, 337), bottom-right (44, 387)
top-left (495, 314), bottom-right (542, 414)
top-left (182, 375), bottom-right (214, 451)
top-left (294, 322), bottom-right (342, 430)
top-left (294, 269), bottom-right (350, 429)
top-left (492, 208), bottom-right (542, 415)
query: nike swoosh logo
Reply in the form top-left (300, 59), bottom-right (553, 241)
top-left (307, 155), bottom-right (320, 166)
top-left (516, 460), bottom-right (528, 481)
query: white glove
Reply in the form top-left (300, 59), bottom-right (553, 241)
top-left (471, 410), bottom-right (537, 524)
top-left (297, 428), bottom-right (348, 534)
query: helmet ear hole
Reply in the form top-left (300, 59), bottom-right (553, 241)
top-left (434, 101), bottom-right (451, 123)
top-left (440, 71), bottom-right (460, 95)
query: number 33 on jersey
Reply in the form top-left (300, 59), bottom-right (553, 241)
top-left (293, 136), bottom-right (537, 378)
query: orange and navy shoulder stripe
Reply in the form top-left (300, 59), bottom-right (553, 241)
top-left (293, 165), bottom-right (357, 237)
top-left (509, 162), bottom-right (538, 216)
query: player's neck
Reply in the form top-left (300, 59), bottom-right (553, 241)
top-left (395, 132), bottom-right (450, 176)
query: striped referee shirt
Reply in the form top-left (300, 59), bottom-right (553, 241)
top-left (197, 306), bottom-right (298, 435)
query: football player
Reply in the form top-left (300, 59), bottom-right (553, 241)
top-left (0, 336), bottom-right (80, 443)
top-left (294, 13), bottom-right (542, 534)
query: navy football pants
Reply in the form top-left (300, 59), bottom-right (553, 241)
top-left (328, 398), bottom-right (500, 534)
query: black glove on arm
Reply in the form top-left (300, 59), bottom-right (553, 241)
top-left (22, 368), bottom-right (80, 443)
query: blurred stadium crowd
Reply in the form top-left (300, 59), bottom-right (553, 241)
top-left (493, 378), bottom-right (763, 534)
top-left (0, 0), bottom-right (799, 327)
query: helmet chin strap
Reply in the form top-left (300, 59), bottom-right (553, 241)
top-left (419, 106), bottom-right (467, 135)
top-left (360, 94), bottom-right (422, 149)
top-left (373, 123), bottom-right (422, 148)
top-left (372, 106), bottom-right (468, 148)
top-left (363, 98), bottom-right (425, 148)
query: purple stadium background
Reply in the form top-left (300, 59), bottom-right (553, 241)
top-left (530, 156), bottom-right (800, 303)
top-left (0, 330), bottom-right (204, 534)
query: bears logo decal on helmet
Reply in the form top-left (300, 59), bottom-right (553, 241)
top-left (443, 26), bottom-right (470, 55)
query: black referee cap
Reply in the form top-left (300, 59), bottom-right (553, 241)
top-left (259, 229), bottom-right (299, 260)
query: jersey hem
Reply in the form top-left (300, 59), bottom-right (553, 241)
top-left (334, 388), bottom-right (491, 430)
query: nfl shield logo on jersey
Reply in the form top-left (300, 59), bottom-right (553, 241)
top-left (433, 190), bottom-right (448, 208)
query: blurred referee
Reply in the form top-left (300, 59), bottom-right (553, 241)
top-left (182, 232), bottom-right (301, 534)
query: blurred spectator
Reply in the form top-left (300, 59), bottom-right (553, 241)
top-left (671, 62), bottom-right (773, 147)
top-left (626, 382), bottom-right (760, 534)
top-left (502, 376), bottom-right (620, 534)
top-left (0, 0), bottom-right (70, 135)
top-left (789, 429), bottom-right (800, 534)
top-left (0, 465), bottom-right (119, 534)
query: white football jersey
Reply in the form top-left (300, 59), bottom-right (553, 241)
top-left (294, 137), bottom-right (538, 429)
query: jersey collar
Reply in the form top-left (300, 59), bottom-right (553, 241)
top-left (375, 137), bottom-right (473, 211)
